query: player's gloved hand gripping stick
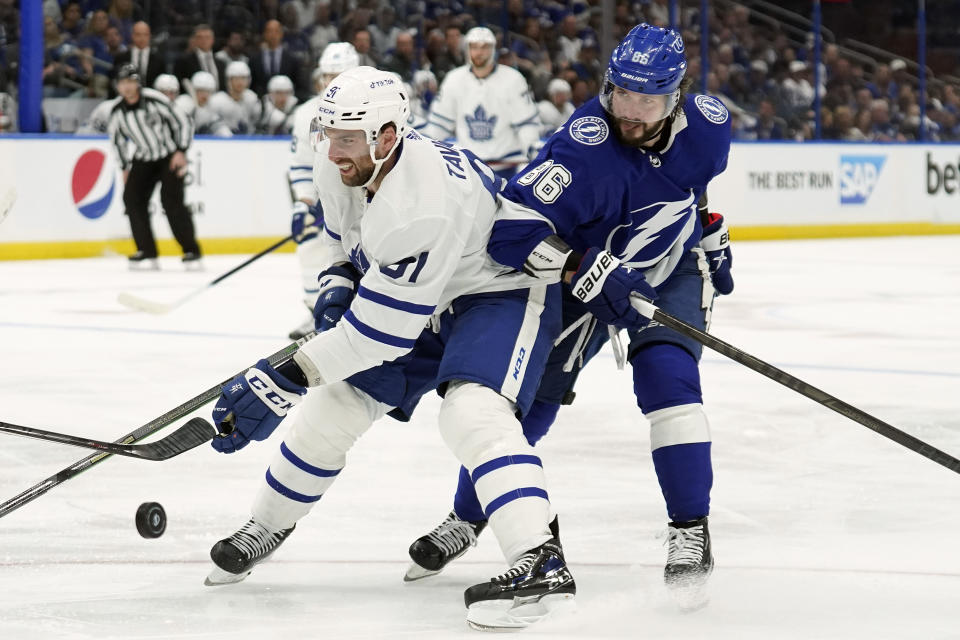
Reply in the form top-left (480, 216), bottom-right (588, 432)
top-left (629, 296), bottom-right (960, 475)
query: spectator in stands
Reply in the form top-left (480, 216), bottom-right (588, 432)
top-left (351, 28), bottom-right (378, 67)
top-left (113, 21), bottom-right (161, 90)
top-left (59, 2), bottom-right (85, 39)
top-left (380, 30), bottom-right (417, 82)
top-left (444, 26), bottom-right (464, 68)
top-left (780, 60), bottom-right (814, 118)
top-left (44, 15), bottom-right (91, 97)
top-left (175, 24), bottom-right (226, 93)
top-left (216, 30), bottom-right (250, 67)
top-left (278, 3), bottom-right (311, 62)
top-left (251, 19), bottom-right (302, 97)
top-left (308, 3), bottom-right (339, 61)
top-left (747, 98), bottom-right (786, 139)
top-left (556, 13), bottom-right (581, 65)
top-left (833, 105), bottom-right (867, 141)
top-left (868, 98), bottom-right (904, 141)
top-left (369, 5), bottom-right (401, 57)
top-left (537, 78), bottom-right (574, 136)
top-left (287, 0), bottom-right (321, 31)
top-left (104, 25), bottom-right (125, 62)
top-left (107, 0), bottom-right (138, 44)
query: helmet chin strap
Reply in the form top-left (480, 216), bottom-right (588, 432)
top-left (361, 137), bottom-right (403, 189)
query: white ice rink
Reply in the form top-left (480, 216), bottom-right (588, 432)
top-left (0, 236), bottom-right (958, 639)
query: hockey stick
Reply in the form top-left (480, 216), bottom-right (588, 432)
top-left (0, 331), bottom-right (315, 519)
top-left (117, 234), bottom-right (294, 314)
top-left (630, 297), bottom-right (960, 475)
top-left (0, 185), bottom-right (16, 224)
top-left (0, 417), bottom-right (216, 461)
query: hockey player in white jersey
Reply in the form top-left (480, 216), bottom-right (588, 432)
top-left (287, 42), bottom-right (359, 339)
top-left (205, 66), bottom-right (574, 631)
top-left (153, 73), bottom-right (180, 102)
top-left (175, 71), bottom-right (232, 137)
top-left (421, 26), bottom-right (542, 181)
top-left (257, 74), bottom-right (298, 135)
top-left (208, 61), bottom-right (261, 134)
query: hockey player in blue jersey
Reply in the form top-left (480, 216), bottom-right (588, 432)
top-left (204, 66), bottom-right (575, 631)
top-left (403, 23), bottom-right (734, 607)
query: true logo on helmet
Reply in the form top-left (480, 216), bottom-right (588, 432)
top-left (694, 95), bottom-right (728, 124)
top-left (71, 149), bottom-right (115, 219)
top-left (672, 37), bottom-right (685, 54)
top-left (569, 116), bottom-right (608, 145)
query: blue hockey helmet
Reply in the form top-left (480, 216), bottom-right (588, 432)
top-left (600, 23), bottom-right (687, 122)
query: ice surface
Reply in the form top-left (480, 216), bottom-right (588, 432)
top-left (0, 236), bottom-right (958, 639)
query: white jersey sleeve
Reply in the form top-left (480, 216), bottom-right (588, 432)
top-left (289, 96), bottom-right (320, 203)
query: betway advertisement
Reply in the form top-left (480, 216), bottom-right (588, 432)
top-left (709, 142), bottom-right (960, 226)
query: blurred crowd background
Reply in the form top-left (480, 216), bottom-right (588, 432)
top-left (1, 0), bottom-right (959, 141)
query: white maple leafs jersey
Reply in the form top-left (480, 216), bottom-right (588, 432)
top-left (174, 94), bottom-right (232, 137)
top-left (296, 131), bottom-right (542, 386)
top-left (258, 94), bottom-right (298, 135)
top-left (288, 94), bottom-right (321, 202)
top-left (421, 65), bottom-right (541, 171)
top-left (208, 89), bottom-right (262, 135)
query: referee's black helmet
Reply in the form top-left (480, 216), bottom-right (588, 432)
top-left (117, 63), bottom-right (140, 83)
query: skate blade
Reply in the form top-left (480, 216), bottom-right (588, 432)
top-left (666, 576), bottom-right (711, 612)
top-left (183, 261), bottom-right (204, 272)
top-left (403, 562), bottom-right (442, 582)
top-left (204, 564), bottom-right (252, 586)
top-left (466, 593), bottom-right (575, 632)
top-left (128, 259), bottom-right (159, 272)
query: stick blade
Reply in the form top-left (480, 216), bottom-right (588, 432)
top-left (140, 417), bottom-right (216, 461)
top-left (117, 292), bottom-right (173, 315)
top-left (0, 185), bottom-right (16, 224)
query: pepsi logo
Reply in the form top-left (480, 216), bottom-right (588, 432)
top-left (72, 150), bottom-right (115, 219)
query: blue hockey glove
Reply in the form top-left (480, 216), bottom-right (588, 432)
top-left (313, 263), bottom-right (362, 332)
top-left (569, 247), bottom-right (657, 329)
top-left (211, 358), bottom-right (307, 454)
top-left (701, 213), bottom-right (734, 295)
top-left (291, 201), bottom-right (320, 244)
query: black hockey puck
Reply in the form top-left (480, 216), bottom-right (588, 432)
top-left (135, 502), bottom-right (167, 538)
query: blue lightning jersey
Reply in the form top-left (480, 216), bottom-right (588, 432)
top-left (490, 94), bottom-right (731, 287)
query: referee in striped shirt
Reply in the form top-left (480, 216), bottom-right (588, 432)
top-left (109, 63), bottom-right (201, 269)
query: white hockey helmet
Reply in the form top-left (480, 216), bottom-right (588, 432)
top-left (464, 26), bottom-right (497, 47)
top-left (267, 74), bottom-right (294, 93)
top-left (547, 78), bottom-right (572, 97)
top-left (190, 70), bottom-right (217, 92)
top-left (153, 73), bottom-right (179, 95)
top-left (319, 42), bottom-right (360, 75)
top-left (310, 66), bottom-right (410, 186)
top-left (226, 60), bottom-right (251, 78)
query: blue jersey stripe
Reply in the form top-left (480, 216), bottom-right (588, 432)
top-left (344, 310), bottom-right (417, 349)
top-left (280, 442), bottom-right (341, 477)
top-left (357, 286), bottom-right (436, 315)
top-left (511, 115), bottom-right (539, 128)
top-left (289, 164), bottom-right (312, 171)
top-left (483, 486), bottom-right (549, 518)
top-left (289, 178), bottom-right (313, 184)
top-left (431, 111), bottom-right (455, 124)
top-left (487, 149), bottom-right (524, 162)
top-left (471, 454), bottom-right (542, 483)
top-left (325, 227), bottom-right (341, 241)
top-left (265, 468), bottom-right (323, 503)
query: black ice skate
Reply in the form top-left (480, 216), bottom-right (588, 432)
top-left (128, 251), bottom-right (159, 271)
top-left (663, 516), bottom-right (714, 610)
top-left (181, 251), bottom-right (203, 272)
top-left (204, 518), bottom-right (295, 586)
top-left (404, 510), bottom-right (488, 582)
top-left (463, 538), bottom-right (576, 631)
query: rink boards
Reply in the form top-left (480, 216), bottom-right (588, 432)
top-left (1, 136), bottom-right (959, 260)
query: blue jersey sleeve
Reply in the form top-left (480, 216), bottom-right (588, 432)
top-left (489, 134), bottom-right (619, 270)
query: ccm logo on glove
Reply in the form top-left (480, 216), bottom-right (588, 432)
top-left (248, 374), bottom-right (297, 414)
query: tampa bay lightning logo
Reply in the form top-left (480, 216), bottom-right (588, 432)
top-left (568, 116), bottom-right (608, 145)
top-left (605, 192), bottom-right (696, 267)
top-left (465, 105), bottom-right (497, 141)
top-left (694, 95), bottom-right (728, 124)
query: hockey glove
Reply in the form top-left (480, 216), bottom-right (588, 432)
top-left (569, 247), bottom-right (657, 329)
top-left (701, 212), bottom-right (734, 295)
top-left (291, 201), bottom-right (320, 244)
top-left (313, 263), bottom-right (362, 332)
top-left (211, 359), bottom-right (307, 454)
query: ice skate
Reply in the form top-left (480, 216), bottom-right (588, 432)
top-left (404, 510), bottom-right (487, 582)
top-left (128, 251), bottom-right (159, 271)
top-left (663, 516), bottom-right (713, 611)
top-left (463, 538), bottom-right (576, 631)
top-left (204, 518), bottom-right (295, 586)
top-left (181, 252), bottom-right (203, 271)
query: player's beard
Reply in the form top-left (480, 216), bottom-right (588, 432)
top-left (338, 156), bottom-right (375, 187)
top-left (611, 115), bottom-right (667, 149)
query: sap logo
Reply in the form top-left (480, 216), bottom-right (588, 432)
top-left (839, 155), bottom-right (886, 204)
top-left (71, 149), bottom-right (115, 219)
top-left (512, 347), bottom-right (527, 380)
